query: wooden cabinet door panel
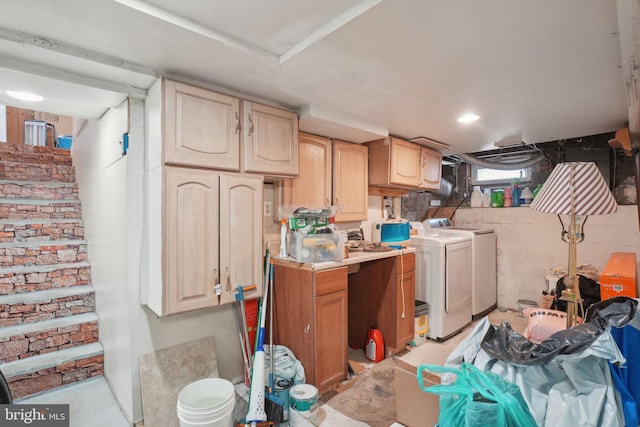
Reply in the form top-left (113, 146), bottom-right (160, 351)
top-left (164, 168), bottom-right (219, 314)
top-left (395, 269), bottom-right (415, 349)
top-left (164, 80), bottom-right (240, 170)
top-left (419, 147), bottom-right (443, 190)
top-left (242, 101), bottom-right (298, 176)
top-left (333, 140), bottom-right (368, 222)
top-left (391, 138), bottom-right (421, 187)
top-left (219, 174), bottom-right (263, 304)
top-left (282, 132), bottom-right (332, 209)
top-left (315, 290), bottom-right (348, 391)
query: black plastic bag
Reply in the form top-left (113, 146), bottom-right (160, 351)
top-left (554, 274), bottom-right (601, 312)
top-left (481, 297), bottom-right (638, 365)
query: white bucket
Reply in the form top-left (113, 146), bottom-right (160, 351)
top-left (176, 378), bottom-right (236, 427)
top-left (517, 299), bottom-right (537, 318)
top-left (289, 384), bottom-right (318, 426)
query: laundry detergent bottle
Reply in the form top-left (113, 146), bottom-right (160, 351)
top-left (365, 327), bottom-right (384, 362)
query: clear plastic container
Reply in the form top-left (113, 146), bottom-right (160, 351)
top-left (288, 232), bottom-right (345, 263)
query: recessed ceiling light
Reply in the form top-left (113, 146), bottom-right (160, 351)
top-left (457, 113), bottom-right (480, 124)
top-left (6, 90), bottom-right (44, 102)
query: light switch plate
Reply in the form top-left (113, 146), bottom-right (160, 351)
top-left (264, 201), bottom-right (272, 216)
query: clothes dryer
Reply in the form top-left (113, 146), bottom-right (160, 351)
top-left (424, 218), bottom-right (497, 320)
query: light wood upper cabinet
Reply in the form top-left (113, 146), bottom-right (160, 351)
top-left (368, 137), bottom-right (421, 188)
top-left (162, 167), bottom-right (263, 315)
top-left (419, 147), bottom-right (443, 190)
top-left (281, 132), bottom-right (332, 210)
top-left (242, 101), bottom-right (299, 177)
top-left (333, 140), bottom-right (368, 222)
top-left (164, 80), bottom-right (240, 171)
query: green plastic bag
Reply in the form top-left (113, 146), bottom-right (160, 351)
top-left (417, 363), bottom-right (537, 427)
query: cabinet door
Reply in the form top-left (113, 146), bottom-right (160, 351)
top-left (333, 140), bottom-right (368, 222)
top-left (282, 132), bottom-right (332, 209)
top-left (164, 80), bottom-right (240, 171)
top-left (314, 268), bottom-right (348, 391)
top-left (164, 167), bottom-right (220, 314)
top-left (242, 101), bottom-right (299, 176)
top-left (419, 147), bottom-right (443, 190)
top-left (219, 174), bottom-right (264, 304)
top-left (390, 137), bottom-right (421, 187)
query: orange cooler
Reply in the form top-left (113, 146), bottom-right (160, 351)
top-left (600, 252), bottom-right (638, 300)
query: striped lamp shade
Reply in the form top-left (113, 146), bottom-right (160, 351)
top-left (530, 162), bottom-right (617, 215)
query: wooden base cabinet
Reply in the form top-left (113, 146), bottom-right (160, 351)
top-left (273, 265), bottom-right (348, 393)
top-left (348, 253), bottom-right (415, 356)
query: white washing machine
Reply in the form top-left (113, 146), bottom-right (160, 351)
top-left (410, 225), bottom-right (472, 341)
top-left (425, 218), bottom-right (497, 320)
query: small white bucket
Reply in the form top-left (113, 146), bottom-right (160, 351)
top-left (289, 383), bottom-right (318, 426)
top-left (176, 378), bottom-right (236, 427)
top-left (517, 299), bottom-right (538, 318)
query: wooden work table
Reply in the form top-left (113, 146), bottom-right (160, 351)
top-left (271, 248), bottom-right (416, 392)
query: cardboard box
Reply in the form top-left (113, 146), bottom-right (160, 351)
top-left (600, 252), bottom-right (637, 300)
top-left (394, 359), bottom-right (440, 427)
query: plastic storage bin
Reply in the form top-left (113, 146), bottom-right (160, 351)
top-left (600, 252), bottom-right (637, 300)
top-left (288, 232), bottom-right (345, 263)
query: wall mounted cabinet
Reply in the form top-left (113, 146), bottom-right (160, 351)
top-left (144, 78), bottom-right (266, 316)
top-left (368, 137), bottom-right (421, 188)
top-left (419, 146), bottom-right (443, 191)
top-left (281, 133), bottom-right (368, 222)
top-left (163, 168), bottom-right (263, 315)
top-left (162, 79), bottom-right (298, 177)
top-left (242, 101), bottom-right (299, 176)
top-left (368, 136), bottom-right (442, 191)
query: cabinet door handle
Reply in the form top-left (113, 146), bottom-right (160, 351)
top-left (225, 267), bottom-right (230, 292)
top-left (247, 114), bottom-right (254, 136)
top-left (234, 112), bottom-right (240, 134)
top-left (304, 323), bottom-right (310, 335)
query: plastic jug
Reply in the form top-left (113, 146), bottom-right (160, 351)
top-left (491, 190), bottom-right (504, 207)
top-left (365, 328), bottom-right (384, 362)
top-left (470, 186), bottom-right (482, 207)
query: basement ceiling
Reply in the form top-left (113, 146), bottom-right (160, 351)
top-left (0, 0), bottom-right (635, 154)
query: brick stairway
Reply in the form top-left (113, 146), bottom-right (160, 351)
top-left (0, 143), bottom-right (103, 399)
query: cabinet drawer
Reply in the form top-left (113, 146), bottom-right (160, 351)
top-left (315, 267), bottom-right (348, 296)
top-left (397, 253), bottom-right (415, 273)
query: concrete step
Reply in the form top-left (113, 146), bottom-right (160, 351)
top-left (0, 198), bottom-right (82, 220)
top-left (0, 285), bottom-right (95, 327)
top-left (0, 240), bottom-right (87, 267)
top-left (0, 180), bottom-right (78, 200)
top-left (0, 261), bottom-right (92, 295)
top-left (1, 342), bottom-right (104, 399)
top-left (0, 151), bottom-right (73, 166)
top-left (0, 161), bottom-right (75, 182)
top-left (0, 312), bottom-right (99, 363)
top-left (0, 218), bottom-right (84, 243)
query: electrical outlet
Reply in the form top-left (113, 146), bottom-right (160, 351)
top-left (430, 199), bottom-right (441, 207)
top-left (263, 201), bottom-right (272, 216)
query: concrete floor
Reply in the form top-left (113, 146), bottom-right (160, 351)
top-left (13, 309), bottom-right (526, 427)
top-left (17, 376), bottom-right (129, 427)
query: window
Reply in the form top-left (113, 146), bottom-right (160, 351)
top-left (471, 165), bottom-right (531, 185)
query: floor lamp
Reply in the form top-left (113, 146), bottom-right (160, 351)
top-left (530, 162), bottom-right (618, 327)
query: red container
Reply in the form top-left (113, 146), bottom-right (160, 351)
top-left (365, 328), bottom-right (385, 362)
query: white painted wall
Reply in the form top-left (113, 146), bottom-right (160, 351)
top-left (452, 206), bottom-right (640, 310)
top-left (73, 102), bottom-right (133, 419)
top-left (74, 96), bottom-right (244, 424)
